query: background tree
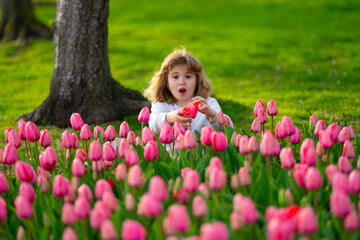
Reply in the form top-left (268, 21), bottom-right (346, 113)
top-left (0, 0), bottom-right (52, 42)
top-left (22, 0), bottom-right (149, 127)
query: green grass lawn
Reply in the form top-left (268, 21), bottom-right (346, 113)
top-left (1, 0), bottom-right (360, 144)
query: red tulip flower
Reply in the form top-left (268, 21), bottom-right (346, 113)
top-left (211, 132), bottom-right (227, 151)
top-left (179, 102), bottom-right (199, 119)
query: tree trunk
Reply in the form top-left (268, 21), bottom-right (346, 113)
top-left (22, 0), bottom-right (149, 127)
top-left (0, 0), bottom-right (52, 42)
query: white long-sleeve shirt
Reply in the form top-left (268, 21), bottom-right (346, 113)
top-left (149, 97), bottom-right (233, 134)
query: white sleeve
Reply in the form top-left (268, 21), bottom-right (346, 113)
top-left (149, 102), bottom-right (167, 134)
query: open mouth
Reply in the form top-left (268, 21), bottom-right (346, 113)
top-left (179, 88), bottom-right (186, 94)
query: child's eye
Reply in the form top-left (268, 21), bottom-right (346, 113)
top-left (186, 75), bottom-right (192, 79)
top-left (173, 76), bottom-right (178, 79)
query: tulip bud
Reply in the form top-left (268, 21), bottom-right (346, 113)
top-left (285, 189), bottom-right (294, 205)
top-left (72, 158), bottom-right (86, 177)
top-left (166, 205), bottom-right (190, 234)
top-left (74, 196), bottom-right (91, 219)
top-left (174, 122), bottom-right (186, 138)
top-left (316, 141), bottom-right (324, 156)
top-left (314, 119), bottom-right (326, 137)
top-left (238, 167), bottom-right (251, 187)
top-left (309, 114), bottom-right (317, 131)
top-left (343, 140), bottom-right (355, 159)
top-left (260, 130), bottom-right (280, 157)
top-left (90, 207), bottom-right (108, 230)
top-left (128, 165), bottom-right (143, 187)
top-left (184, 130), bottom-right (197, 149)
top-left (319, 130), bottom-right (333, 149)
top-left (125, 193), bottom-right (135, 211)
top-left (137, 193), bottom-right (163, 217)
top-left (349, 170), bottom-right (360, 194)
top-left (289, 127), bottom-right (301, 144)
top-left (344, 210), bottom-right (359, 231)
top-left (267, 100), bottom-right (278, 116)
top-left (200, 222), bottom-right (228, 240)
top-left (121, 219), bottom-right (147, 240)
top-left (19, 182), bottom-right (36, 203)
top-left (135, 136), bottom-right (143, 146)
top-left (198, 183), bottom-right (210, 199)
top-left (231, 174), bottom-right (240, 190)
top-left (144, 140), bottom-right (159, 161)
top-left (253, 99), bottom-right (265, 117)
top-left (305, 167), bottom-right (322, 191)
top-left (53, 175), bottom-right (70, 198)
top-left (62, 203), bottom-right (78, 225)
top-left (330, 190), bottom-right (352, 217)
top-left (239, 135), bottom-right (249, 154)
top-left (230, 211), bottom-right (243, 231)
top-left (160, 121), bottom-right (174, 144)
top-left (293, 164), bottom-right (308, 188)
top-left (115, 163), bottom-right (127, 181)
top-left (138, 106), bottom-right (150, 123)
top-left (257, 108), bottom-right (268, 124)
top-left (70, 113), bottom-right (84, 131)
top-left (15, 161), bottom-right (37, 183)
top-left (209, 169), bottom-right (227, 190)
top-left (80, 124), bottom-right (92, 141)
top-left (217, 111), bottom-right (225, 125)
top-left (326, 122), bottom-right (339, 142)
top-left (0, 197), bottom-right (6, 221)
top-left (3, 143), bottom-right (18, 165)
top-left (17, 225), bottom-right (26, 240)
top-left (8, 129), bottom-right (22, 148)
top-left (338, 127), bottom-right (351, 144)
top-left (25, 121), bottom-right (40, 142)
top-left (332, 171), bottom-right (349, 193)
top-left (235, 134), bottom-right (241, 148)
top-left (201, 126), bottom-right (214, 146)
top-left (192, 196), bottom-right (208, 217)
top-left (94, 126), bottom-right (105, 140)
top-left (297, 207), bottom-right (318, 234)
top-left (89, 140), bottom-right (102, 161)
top-left (101, 220), bottom-right (118, 240)
top-left (211, 132), bottom-right (227, 152)
top-left (103, 142), bottom-right (117, 162)
top-left (14, 196), bottom-right (34, 219)
top-left (142, 126), bottom-right (156, 144)
top-left (251, 118), bottom-right (261, 133)
top-left (61, 130), bottom-right (72, 149)
top-left (118, 139), bottom-right (130, 157)
top-left (148, 175), bottom-right (168, 202)
top-left (230, 131), bottom-right (237, 146)
top-left (125, 149), bottom-right (139, 166)
top-left (183, 170), bottom-right (200, 192)
top-left (280, 147), bottom-right (295, 169)
top-left (127, 131), bottom-right (136, 144)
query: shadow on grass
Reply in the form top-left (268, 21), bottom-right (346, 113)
top-left (217, 98), bottom-right (251, 132)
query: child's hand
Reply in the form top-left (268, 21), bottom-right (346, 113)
top-left (165, 110), bottom-right (192, 129)
top-left (192, 96), bottom-right (217, 120)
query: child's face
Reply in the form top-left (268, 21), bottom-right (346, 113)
top-left (167, 64), bottom-right (196, 107)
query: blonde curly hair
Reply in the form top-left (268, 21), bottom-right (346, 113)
top-left (144, 48), bottom-right (212, 104)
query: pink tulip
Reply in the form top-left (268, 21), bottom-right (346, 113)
top-left (90, 207), bottom-right (108, 230)
top-left (102, 191), bottom-right (119, 212)
top-left (338, 156), bottom-right (352, 174)
top-left (62, 203), bottom-right (78, 225)
top-left (257, 108), bottom-right (268, 124)
top-left (234, 195), bottom-right (258, 223)
top-left (3, 143), bottom-right (18, 165)
top-left (125, 193), bottom-right (135, 211)
top-left (53, 175), bottom-right (70, 198)
top-left (174, 122), bottom-right (186, 138)
top-left (281, 116), bottom-right (295, 137)
top-left (138, 106), bottom-right (150, 123)
top-left (0, 173), bottom-right (9, 194)
top-left (127, 131), bottom-right (136, 144)
top-left (231, 174), bottom-right (240, 190)
top-left (63, 227), bottom-right (78, 240)
top-left (101, 220), bottom-right (118, 240)
top-left (71, 158), bottom-right (86, 177)
top-left (316, 141), bottom-right (324, 156)
top-left (192, 196), bottom-right (208, 217)
top-left (183, 170), bottom-right (200, 192)
top-left (326, 122), bottom-right (339, 142)
top-left (65, 188), bottom-right (76, 203)
top-left (211, 132), bottom-right (227, 151)
top-left (209, 169), bottom-right (227, 190)
top-left (71, 133), bottom-right (79, 149)
top-left (198, 183), bottom-right (210, 199)
top-left (275, 121), bottom-right (286, 139)
top-left (115, 163), bottom-right (127, 181)
top-left (122, 219), bottom-right (147, 240)
top-left (15, 161), bottom-right (37, 183)
top-left (39, 129), bottom-right (52, 147)
top-left (167, 205), bottom-right (190, 233)
top-left (267, 100), bottom-right (278, 116)
top-left (184, 130), bottom-right (198, 149)
top-left (14, 195), bottom-right (33, 219)
top-left (142, 126), bottom-right (156, 144)
top-left (319, 130), bottom-right (333, 149)
top-left (260, 130), bottom-right (280, 156)
top-left (103, 142), bottom-right (117, 161)
top-left (148, 176), bottom-right (168, 202)
top-left (128, 165), bottom-right (143, 187)
top-left (18, 120), bottom-right (27, 140)
top-left (74, 196), bottom-right (91, 219)
top-left (349, 124), bottom-right (355, 139)
top-left (200, 126), bottom-right (214, 146)
top-left (105, 125), bottom-right (116, 141)
top-left (239, 135), bottom-right (249, 154)
top-left (119, 121), bottom-right (130, 138)
top-left (89, 140), bottom-right (102, 161)
top-left (343, 140), bottom-right (355, 159)
top-left (293, 164), bottom-right (308, 188)
top-left (144, 140), bottom-right (159, 161)
top-left (61, 130), bottom-right (72, 149)
top-left (238, 167), bottom-right (251, 187)
top-left (267, 217), bottom-right (296, 240)
top-left (300, 138), bottom-right (314, 161)
top-left (280, 148), bottom-right (295, 169)
top-left (94, 126), bottom-right (105, 140)
top-left (217, 111), bottom-right (225, 125)
top-left (253, 99), bottom-right (265, 117)
top-left (174, 188), bottom-right (189, 204)
top-left (289, 127), bottom-right (301, 144)
top-left (251, 118), bottom-right (261, 133)
top-left (305, 167), bottom-right (322, 191)
top-left (297, 207), bottom-right (318, 234)
top-left (25, 121), bottom-right (40, 142)
top-left (75, 149), bottom-right (87, 163)
top-left (314, 120), bottom-right (326, 137)
top-left (70, 113), bottom-right (84, 131)
top-left (4, 128), bottom-right (12, 143)
top-left (0, 197), bottom-right (7, 221)
top-left (338, 127), bottom-right (351, 144)
top-left (95, 179), bottom-right (112, 200)
top-left (39, 147), bottom-right (58, 171)
top-left (78, 184), bottom-right (93, 202)
top-left (118, 139), bottom-right (130, 157)
top-left (344, 210), bottom-right (359, 231)
top-left (92, 160), bottom-right (104, 172)
top-left (248, 136), bottom-right (258, 153)
top-left (200, 222), bottom-right (228, 240)
top-left (208, 156), bottom-right (223, 170)
top-left (80, 124), bottom-right (92, 140)
top-left (349, 170), bottom-right (360, 194)
top-left (332, 172), bottom-right (349, 193)
top-left (235, 134), bottom-right (242, 148)
top-left (125, 150), bottom-right (139, 166)
top-left (330, 190), bottom-right (352, 217)
top-left (309, 114), bottom-right (317, 130)
top-left (137, 193), bottom-right (163, 217)
top-left (159, 121), bottom-right (174, 144)
top-left (8, 129), bottom-right (22, 148)
top-left (19, 182), bottom-right (35, 202)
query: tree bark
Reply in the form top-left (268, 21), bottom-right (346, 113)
top-left (0, 0), bottom-right (52, 42)
top-left (22, 0), bottom-right (149, 127)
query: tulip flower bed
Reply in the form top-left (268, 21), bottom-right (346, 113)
top-left (0, 99), bottom-right (359, 240)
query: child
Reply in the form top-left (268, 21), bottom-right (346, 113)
top-left (144, 48), bottom-right (233, 134)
